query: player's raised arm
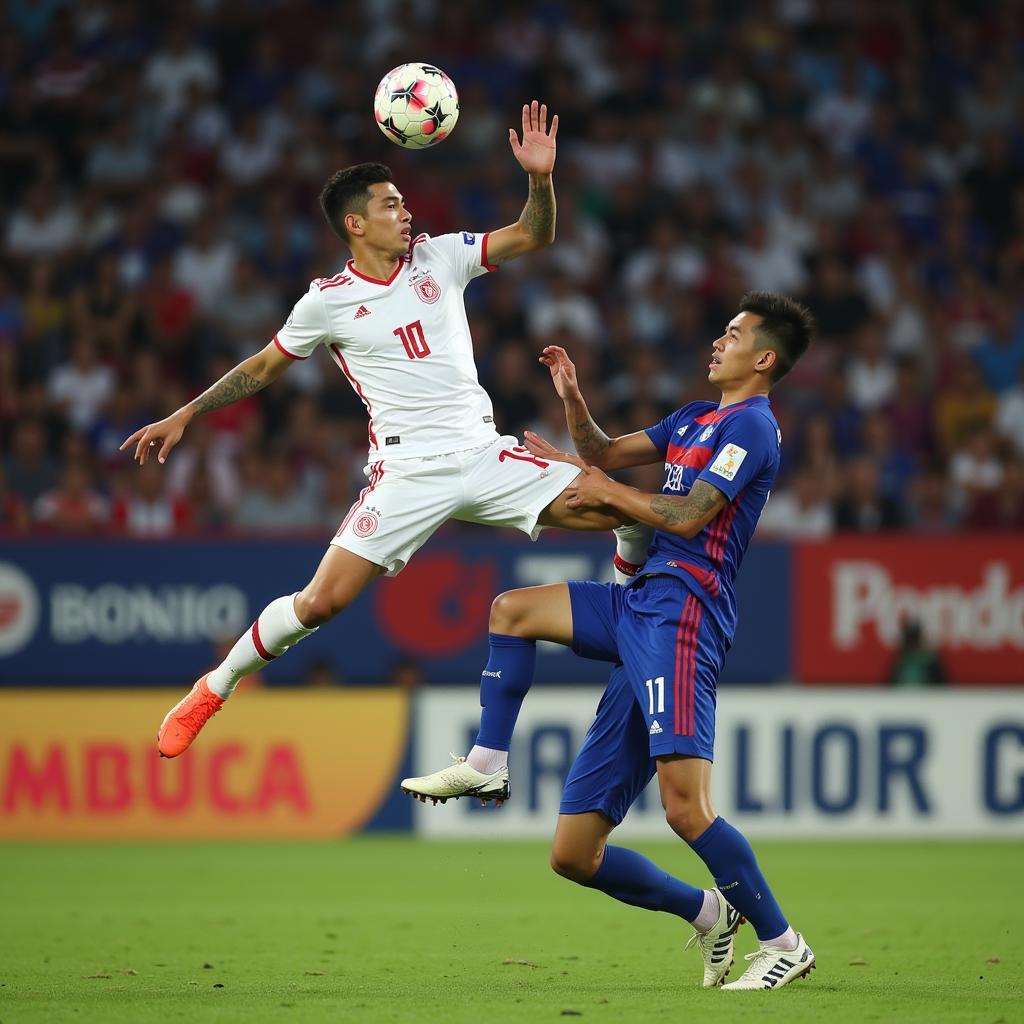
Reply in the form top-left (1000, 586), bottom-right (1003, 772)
top-left (531, 345), bottom-right (662, 471)
top-left (119, 340), bottom-right (293, 465)
top-left (564, 470), bottom-right (729, 539)
top-left (484, 100), bottom-right (558, 265)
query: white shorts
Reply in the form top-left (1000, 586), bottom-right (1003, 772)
top-left (331, 435), bottom-right (581, 575)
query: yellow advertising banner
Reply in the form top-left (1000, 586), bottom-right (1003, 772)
top-left (0, 690), bottom-right (409, 839)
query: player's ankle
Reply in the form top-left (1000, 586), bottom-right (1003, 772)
top-left (466, 745), bottom-right (508, 774)
top-left (692, 888), bottom-right (721, 932)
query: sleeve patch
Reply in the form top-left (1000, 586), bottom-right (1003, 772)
top-left (709, 443), bottom-right (747, 481)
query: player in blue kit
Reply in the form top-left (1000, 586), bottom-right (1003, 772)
top-left (403, 292), bottom-right (817, 991)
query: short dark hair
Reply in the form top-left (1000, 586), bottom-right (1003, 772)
top-left (739, 291), bottom-right (815, 382)
top-left (319, 163), bottom-right (394, 241)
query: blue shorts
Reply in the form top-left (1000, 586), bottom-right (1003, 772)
top-left (559, 576), bottom-right (725, 824)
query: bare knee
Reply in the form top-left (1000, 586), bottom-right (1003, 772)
top-left (550, 842), bottom-right (604, 884)
top-left (489, 590), bottom-right (532, 636)
top-left (664, 795), bottom-right (716, 844)
top-left (294, 585), bottom-right (353, 628)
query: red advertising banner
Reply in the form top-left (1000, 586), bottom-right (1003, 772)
top-left (795, 537), bottom-right (1024, 684)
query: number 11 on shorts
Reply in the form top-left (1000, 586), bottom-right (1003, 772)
top-left (645, 676), bottom-right (664, 715)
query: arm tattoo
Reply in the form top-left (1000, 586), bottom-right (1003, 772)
top-left (519, 177), bottom-right (555, 244)
top-left (649, 480), bottom-right (725, 528)
top-left (570, 413), bottom-right (611, 461)
top-left (188, 369), bottom-right (268, 417)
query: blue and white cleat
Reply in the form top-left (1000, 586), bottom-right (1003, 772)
top-left (685, 888), bottom-right (743, 988)
top-left (722, 933), bottom-right (815, 990)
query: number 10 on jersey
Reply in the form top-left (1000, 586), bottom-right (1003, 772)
top-left (394, 320), bottom-right (431, 360)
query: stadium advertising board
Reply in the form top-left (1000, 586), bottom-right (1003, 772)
top-left (795, 538), bottom-right (1024, 684)
top-left (413, 688), bottom-right (1024, 839)
top-left (0, 691), bottom-right (410, 839)
top-left (0, 539), bottom-right (788, 685)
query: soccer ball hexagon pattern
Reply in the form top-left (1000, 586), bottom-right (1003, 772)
top-left (373, 63), bottom-right (459, 149)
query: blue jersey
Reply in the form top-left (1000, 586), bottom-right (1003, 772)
top-left (641, 395), bottom-right (781, 641)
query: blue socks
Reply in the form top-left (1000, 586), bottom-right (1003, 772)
top-left (585, 845), bottom-right (705, 922)
top-left (689, 817), bottom-right (788, 941)
top-left (474, 633), bottom-right (536, 751)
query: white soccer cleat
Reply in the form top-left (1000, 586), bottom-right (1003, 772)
top-left (684, 889), bottom-right (743, 988)
top-left (401, 753), bottom-right (510, 805)
top-left (721, 933), bottom-right (815, 990)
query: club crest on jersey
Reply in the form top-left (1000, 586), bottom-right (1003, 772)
top-left (411, 271), bottom-right (441, 304)
top-left (353, 505), bottom-right (381, 538)
top-left (699, 425), bottom-right (715, 442)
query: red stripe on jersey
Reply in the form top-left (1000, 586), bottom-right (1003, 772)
top-left (666, 560), bottom-right (720, 596)
top-left (694, 400), bottom-right (755, 426)
top-left (273, 334), bottom-right (305, 360)
top-left (708, 491), bottom-right (742, 564)
top-left (682, 600), bottom-right (702, 736)
top-left (665, 443), bottom-right (714, 470)
top-left (481, 232), bottom-right (497, 272)
top-left (330, 344), bottom-right (378, 449)
top-left (251, 619), bottom-right (275, 661)
top-left (673, 595), bottom-right (694, 735)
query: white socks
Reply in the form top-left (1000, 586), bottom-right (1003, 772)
top-left (612, 522), bottom-right (653, 585)
top-left (207, 593), bottom-right (318, 698)
top-left (466, 745), bottom-right (508, 774)
top-left (764, 925), bottom-right (799, 951)
top-left (693, 889), bottom-right (721, 932)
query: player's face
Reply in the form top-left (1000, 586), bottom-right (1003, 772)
top-left (355, 182), bottom-right (412, 255)
top-left (708, 311), bottom-right (766, 386)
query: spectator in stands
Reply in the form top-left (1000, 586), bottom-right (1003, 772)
top-left (69, 252), bottom-right (138, 358)
top-left (974, 300), bottom-right (1024, 394)
top-left (935, 359), bottom-right (997, 454)
top-left (902, 460), bottom-right (962, 534)
top-left (111, 457), bottom-right (192, 537)
top-left (233, 450), bottom-right (317, 532)
top-left (756, 467), bottom-right (834, 539)
top-left (47, 336), bottom-right (116, 434)
top-left (995, 365), bottom-right (1024, 457)
top-left (3, 419), bottom-right (57, 506)
top-left (834, 456), bottom-right (902, 532)
top-left (964, 456), bottom-right (1024, 531)
top-left (846, 321), bottom-right (897, 412)
top-left (4, 182), bottom-right (78, 259)
top-left (33, 460), bottom-right (108, 533)
top-left (0, 463), bottom-right (29, 533)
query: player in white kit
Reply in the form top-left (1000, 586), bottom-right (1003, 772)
top-left (122, 101), bottom-right (650, 757)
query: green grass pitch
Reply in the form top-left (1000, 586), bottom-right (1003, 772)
top-left (1, 839), bottom-right (1020, 1023)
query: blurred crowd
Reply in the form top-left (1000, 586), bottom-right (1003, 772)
top-left (2, 0), bottom-right (1023, 540)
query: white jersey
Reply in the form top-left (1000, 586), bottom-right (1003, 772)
top-left (274, 231), bottom-right (500, 460)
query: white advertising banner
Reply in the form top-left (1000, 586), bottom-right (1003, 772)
top-left (412, 688), bottom-right (1024, 839)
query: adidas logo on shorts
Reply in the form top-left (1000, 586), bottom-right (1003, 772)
top-left (649, 719), bottom-right (663, 735)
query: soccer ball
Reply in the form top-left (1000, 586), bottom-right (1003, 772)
top-left (373, 63), bottom-right (459, 149)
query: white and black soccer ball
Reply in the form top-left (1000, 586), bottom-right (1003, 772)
top-left (373, 62), bottom-right (459, 149)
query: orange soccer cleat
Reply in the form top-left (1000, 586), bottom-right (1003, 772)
top-left (157, 674), bottom-right (225, 758)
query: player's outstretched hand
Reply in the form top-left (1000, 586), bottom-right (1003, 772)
top-left (119, 410), bottom-right (189, 466)
top-left (509, 100), bottom-right (558, 176)
top-left (523, 430), bottom-right (586, 469)
top-left (563, 462), bottom-right (615, 510)
top-left (538, 345), bottom-right (580, 401)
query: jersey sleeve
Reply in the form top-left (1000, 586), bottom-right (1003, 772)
top-left (696, 411), bottom-right (780, 501)
top-left (644, 411), bottom-right (678, 457)
top-left (644, 402), bottom-right (706, 456)
top-left (274, 283), bottom-right (330, 360)
top-left (427, 231), bottom-right (497, 288)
